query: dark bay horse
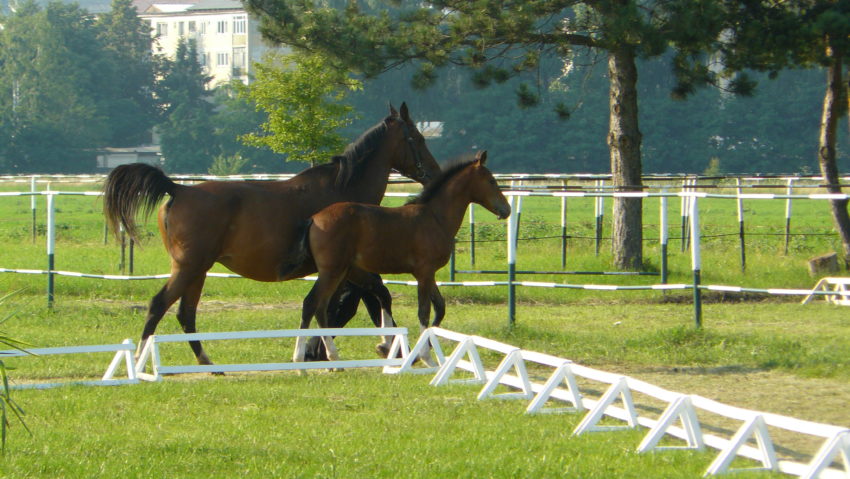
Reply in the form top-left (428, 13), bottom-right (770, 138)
top-left (291, 151), bottom-right (510, 364)
top-left (102, 103), bottom-right (442, 364)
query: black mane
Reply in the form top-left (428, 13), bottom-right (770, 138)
top-left (406, 158), bottom-right (474, 205)
top-left (334, 117), bottom-right (392, 189)
top-left (292, 116), bottom-right (392, 190)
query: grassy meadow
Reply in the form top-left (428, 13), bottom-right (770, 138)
top-left (0, 177), bottom-right (847, 477)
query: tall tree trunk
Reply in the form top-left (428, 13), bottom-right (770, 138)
top-left (819, 46), bottom-right (850, 267)
top-left (608, 45), bottom-right (643, 270)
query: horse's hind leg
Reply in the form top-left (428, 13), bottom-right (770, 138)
top-left (137, 270), bottom-right (197, 360)
top-left (305, 283), bottom-right (355, 361)
top-left (430, 286), bottom-right (446, 328)
top-left (415, 274), bottom-right (438, 367)
top-left (346, 269), bottom-right (395, 357)
top-left (176, 275), bottom-right (212, 366)
top-left (137, 284), bottom-right (176, 360)
top-left (311, 273), bottom-right (348, 364)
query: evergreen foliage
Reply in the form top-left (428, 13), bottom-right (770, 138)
top-left (155, 39), bottom-right (216, 173)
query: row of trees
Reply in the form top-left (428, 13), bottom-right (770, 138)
top-left (1, 0), bottom-right (847, 177)
top-left (0, 0), bottom-right (285, 173)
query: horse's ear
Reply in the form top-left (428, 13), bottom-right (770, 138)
top-left (389, 103), bottom-right (398, 117)
top-left (400, 102), bottom-right (411, 121)
top-left (475, 150), bottom-right (487, 166)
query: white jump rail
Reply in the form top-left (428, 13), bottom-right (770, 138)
top-left (404, 328), bottom-right (850, 478)
top-left (802, 277), bottom-right (850, 306)
top-left (0, 339), bottom-right (138, 389)
top-left (135, 327), bottom-right (410, 381)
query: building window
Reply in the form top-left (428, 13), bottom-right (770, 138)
top-left (217, 20), bottom-right (228, 34)
top-left (156, 22), bottom-right (168, 36)
top-left (198, 51), bottom-right (207, 66)
top-left (177, 21), bottom-right (184, 36)
top-left (216, 53), bottom-right (229, 66)
top-left (232, 47), bottom-right (246, 68)
top-left (188, 21), bottom-right (196, 33)
top-left (198, 22), bottom-right (206, 34)
top-left (233, 15), bottom-right (246, 34)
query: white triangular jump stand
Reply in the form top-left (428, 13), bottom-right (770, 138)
top-left (385, 328), bottom-right (445, 375)
top-left (134, 335), bottom-right (162, 382)
top-left (430, 337), bottom-right (486, 386)
top-left (704, 415), bottom-right (778, 476)
top-left (573, 377), bottom-right (639, 435)
top-left (101, 338), bottom-right (138, 383)
top-left (380, 334), bottom-right (412, 374)
top-left (526, 361), bottom-right (584, 414)
top-left (477, 349), bottom-right (534, 401)
top-left (802, 430), bottom-right (850, 479)
top-left (637, 395), bottom-right (704, 453)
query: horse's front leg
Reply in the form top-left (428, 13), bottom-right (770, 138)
top-left (416, 275), bottom-right (438, 367)
top-left (310, 274), bottom-right (346, 367)
top-left (348, 269), bottom-right (396, 358)
top-left (293, 284), bottom-right (318, 364)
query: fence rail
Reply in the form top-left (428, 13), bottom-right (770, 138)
top-left (0, 186), bottom-right (846, 323)
top-left (407, 327), bottom-right (850, 479)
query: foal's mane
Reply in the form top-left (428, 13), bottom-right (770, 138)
top-left (405, 158), bottom-right (474, 205)
top-left (332, 116), bottom-right (393, 190)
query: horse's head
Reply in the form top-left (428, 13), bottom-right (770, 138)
top-left (467, 151), bottom-right (511, 220)
top-left (385, 103), bottom-right (441, 186)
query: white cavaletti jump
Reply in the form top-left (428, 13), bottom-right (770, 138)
top-left (5, 326), bottom-right (849, 477)
top-left (134, 327), bottom-right (410, 381)
top-left (405, 327), bottom-right (850, 479)
top-left (0, 339), bottom-right (138, 389)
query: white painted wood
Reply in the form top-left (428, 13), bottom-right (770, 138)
top-left (477, 349), bottom-right (533, 401)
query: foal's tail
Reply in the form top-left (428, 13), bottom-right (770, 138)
top-left (278, 218), bottom-right (314, 279)
top-left (102, 163), bottom-right (179, 243)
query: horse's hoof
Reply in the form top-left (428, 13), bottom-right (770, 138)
top-left (211, 371), bottom-right (225, 377)
top-left (375, 343), bottom-right (390, 358)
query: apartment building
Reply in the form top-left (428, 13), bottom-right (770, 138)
top-left (138, 0), bottom-right (282, 86)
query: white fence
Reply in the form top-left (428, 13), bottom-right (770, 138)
top-left (0, 339), bottom-right (138, 389)
top-left (134, 327), bottom-right (410, 381)
top-left (5, 326), bottom-right (848, 478)
top-left (1, 189), bottom-right (848, 325)
top-left (405, 327), bottom-right (850, 479)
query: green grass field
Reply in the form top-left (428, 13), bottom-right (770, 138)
top-left (0, 179), bottom-right (847, 477)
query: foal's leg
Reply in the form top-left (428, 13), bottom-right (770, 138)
top-left (416, 274), bottom-right (438, 367)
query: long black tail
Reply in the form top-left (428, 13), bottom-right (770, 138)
top-left (102, 163), bottom-right (179, 243)
top-left (278, 217), bottom-right (314, 279)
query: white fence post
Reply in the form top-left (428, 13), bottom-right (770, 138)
top-left (46, 192), bottom-right (55, 309)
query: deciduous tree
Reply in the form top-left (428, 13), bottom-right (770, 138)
top-left (240, 51), bottom-right (362, 167)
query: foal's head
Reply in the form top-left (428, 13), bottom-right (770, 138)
top-left (465, 151), bottom-right (511, 220)
top-left (385, 103), bottom-right (441, 185)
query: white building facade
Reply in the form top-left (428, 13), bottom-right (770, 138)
top-left (139, 0), bottom-right (282, 86)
